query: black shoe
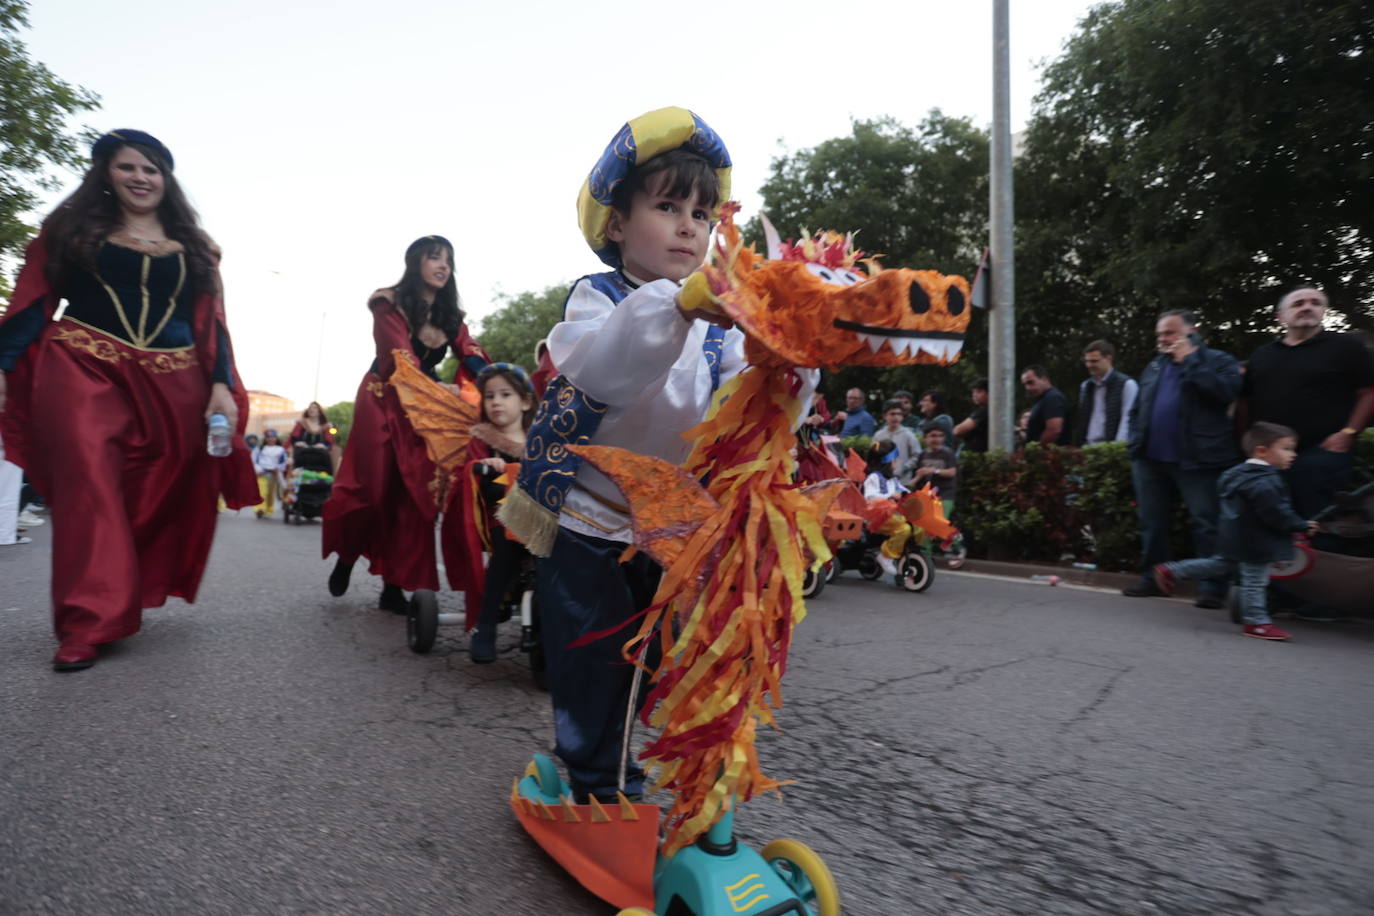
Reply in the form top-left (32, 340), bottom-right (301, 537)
top-left (469, 627), bottom-right (497, 663)
top-left (328, 558), bottom-right (354, 597)
top-left (378, 584), bottom-right (408, 614)
top-left (1122, 582), bottom-right (1164, 597)
top-left (1193, 595), bottom-right (1225, 610)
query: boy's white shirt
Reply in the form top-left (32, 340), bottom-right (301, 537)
top-left (548, 274), bottom-right (818, 542)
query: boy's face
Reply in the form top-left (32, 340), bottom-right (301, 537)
top-left (884, 407), bottom-right (903, 428)
top-left (1256, 436), bottom-right (1298, 470)
top-left (924, 430), bottom-right (946, 450)
top-left (605, 177), bottom-right (710, 283)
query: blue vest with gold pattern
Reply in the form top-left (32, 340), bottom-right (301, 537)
top-left (500, 271), bottom-right (724, 555)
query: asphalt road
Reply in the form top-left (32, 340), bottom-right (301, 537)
top-left (2, 512), bottom-right (1371, 915)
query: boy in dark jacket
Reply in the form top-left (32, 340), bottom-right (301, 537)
top-left (1152, 422), bottom-right (1318, 640)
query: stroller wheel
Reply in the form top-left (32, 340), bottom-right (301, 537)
top-left (408, 590), bottom-right (439, 654)
top-left (899, 550), bottom-right (935, 593)
top-left (1227, 587), bottom-right (1241, 625)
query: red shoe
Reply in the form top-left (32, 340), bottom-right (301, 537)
top-left (1243, 624), bottom-right (1291, 641)
top-left (1151, 563), bottom-right (1176, 597)
top-left (53, 643), bottom-right (97, 672)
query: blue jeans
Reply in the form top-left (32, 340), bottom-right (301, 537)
top-left (1130, 459), bottom-right (1226, 598)
top-left (536, 527), bottom-right (662, 800)
top-left (1168, 557), bottom-right (1270, 624)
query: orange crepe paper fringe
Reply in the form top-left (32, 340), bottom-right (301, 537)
top-left (620, 367), bottom-right (829, 856)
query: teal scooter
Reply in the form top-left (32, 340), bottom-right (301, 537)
top-left (514, 752), bottom-right (840, 915)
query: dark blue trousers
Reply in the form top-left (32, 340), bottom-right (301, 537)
top-left (1130, 459), bottom-right (1227, 598)
top-left (537, 527), bottom-right (661, 800)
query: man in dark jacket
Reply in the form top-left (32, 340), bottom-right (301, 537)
top-left (1151, 422), bottom-right (1316, 640)
top-left (1122, 310), bottom-right (1242, 606)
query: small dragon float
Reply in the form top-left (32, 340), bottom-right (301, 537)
top-left (569, 202), bottom-right (972, 856)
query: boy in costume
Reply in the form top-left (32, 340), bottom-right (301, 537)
top-left (499, 107), bottom-right (815, 803)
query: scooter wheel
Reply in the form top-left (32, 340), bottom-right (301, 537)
top-left (899, 550), bottom-right (935, 593)
top-left (858, 552), bottom-right (883, 580)
top-left (801, 564), bottom-right (826, 599)
top-left (762, 838), bottom-right (841, 916)
top-left (408, 590), bottom-right (439, 654)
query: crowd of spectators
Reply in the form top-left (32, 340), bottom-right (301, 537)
top-left (810, 287), bottom-right (1374, 623)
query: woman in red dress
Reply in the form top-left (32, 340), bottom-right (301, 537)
top-left (0, 129), bottom-right (259, 671)
top-left (322, 235), bottom-right (490, 612)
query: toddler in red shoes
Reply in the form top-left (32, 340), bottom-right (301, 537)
top-left (1152, 422), bottom-right (1318, 641)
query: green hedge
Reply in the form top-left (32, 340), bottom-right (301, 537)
top-left (952, 432), bottom-right (1374, 571)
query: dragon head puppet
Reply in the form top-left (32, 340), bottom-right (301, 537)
top-left (680, 202), bottom-right (971, 370)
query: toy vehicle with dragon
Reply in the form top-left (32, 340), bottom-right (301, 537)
top-left (505, 201), bottom-right (973, 915)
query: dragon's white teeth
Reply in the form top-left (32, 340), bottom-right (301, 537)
top-left (855, 332), bottom-right (964, 360)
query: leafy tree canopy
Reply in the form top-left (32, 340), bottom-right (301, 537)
top-left (1017, 0), bottom-right (1374, 385)
top-left (473, 283), bottom-right (569, 370)
top-left (0, 0), bottom-right (100, 278)
top-left (323, 400), bottom-right (354, 447)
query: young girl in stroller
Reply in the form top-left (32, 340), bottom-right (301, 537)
top-left (451, 363), bottom-right (536, 663)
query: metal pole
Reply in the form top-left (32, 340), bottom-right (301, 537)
top-left (989, 0), bottom-right (1017, 452)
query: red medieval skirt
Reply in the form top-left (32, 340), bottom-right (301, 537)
top-left (321, 372), bottom-right (443, 592)
top-left (26, 320), bottom-right (224, 645)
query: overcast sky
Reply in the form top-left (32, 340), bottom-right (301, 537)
top-left (25, 0), bottom-right (1100, 406)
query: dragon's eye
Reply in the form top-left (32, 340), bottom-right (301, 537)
top-left (806, 263), bottom-right (862, 286)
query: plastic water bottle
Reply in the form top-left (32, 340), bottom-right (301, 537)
top-left (207, 413), bottom-right (233, 457)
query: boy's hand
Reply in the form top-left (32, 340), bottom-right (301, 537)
top-left (1306, 520), bottom-right (1321, 535)
top-left (676, 272), bottom-right (735, 329)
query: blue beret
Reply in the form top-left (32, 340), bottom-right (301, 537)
top-left (92, 129), bottom-right (174, 170)
top-left (577, 107), bottom-right (731, 267)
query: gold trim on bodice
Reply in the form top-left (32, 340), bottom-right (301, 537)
top-left (93, 247), bottom-right (188, 349)
top-left (53, 321), bottom-right (198, 374)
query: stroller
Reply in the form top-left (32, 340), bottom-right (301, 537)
top-left (282, 446), bottom-right (333, 525)
top-left (1232, 480), bottom-right (1374, 620)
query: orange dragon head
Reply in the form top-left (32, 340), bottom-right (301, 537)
top-left (687, 203), bottom-right (972, 370)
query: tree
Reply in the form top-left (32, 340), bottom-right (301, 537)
top-left (324, 400), bottom-right (354, 447)
top-left (0, 0), bottom-right (100, 273)
top-left (752, 112), bottom-right (991, 415)
top-left (1016, 0), bottom-right (1374, 386)
top-left (473, 283), bottom-right (569, 367)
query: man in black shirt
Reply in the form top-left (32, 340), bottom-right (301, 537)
top-left (1242, 288), bottom-right (1374, 519)
top-left (1020, 365), bottom-right (1070, 446)
top-left (954, 378), bottom-right (990, 452)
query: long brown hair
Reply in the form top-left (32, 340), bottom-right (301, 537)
top-left (40, 139), bottom-right (217, 293)
top-left (393, 237), bottom-right (463, 342)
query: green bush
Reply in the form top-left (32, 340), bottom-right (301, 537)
top-left (954, 431), bottom-right (1374, 572)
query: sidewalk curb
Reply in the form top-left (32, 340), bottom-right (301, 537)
top-left (958, 558), bottom-right (1206, 597)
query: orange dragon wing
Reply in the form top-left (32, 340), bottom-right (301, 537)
top-left (387, 350), bottom-right (482, 476)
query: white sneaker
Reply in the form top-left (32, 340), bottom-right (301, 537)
top-left (876, 553), bottom-right (898, 576)
top-left (0, 536), bottom-right (33, 546)
top-left (16, 511), bottom-right (45, 528)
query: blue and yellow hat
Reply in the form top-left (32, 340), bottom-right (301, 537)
top-left (577, 106), bottom-right (732, 267)
top-left (92, 129), bottom-right (174, 170)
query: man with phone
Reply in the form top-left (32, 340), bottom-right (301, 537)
top-left (1123, 310), bottom-right (1243, 607)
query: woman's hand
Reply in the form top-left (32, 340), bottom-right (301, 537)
top-left (204, 382), bottom-right (237, 426)
top-left (479, 457), bottom-right (507, 474)
top-left (0, 370), bottom-right (7, 414)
